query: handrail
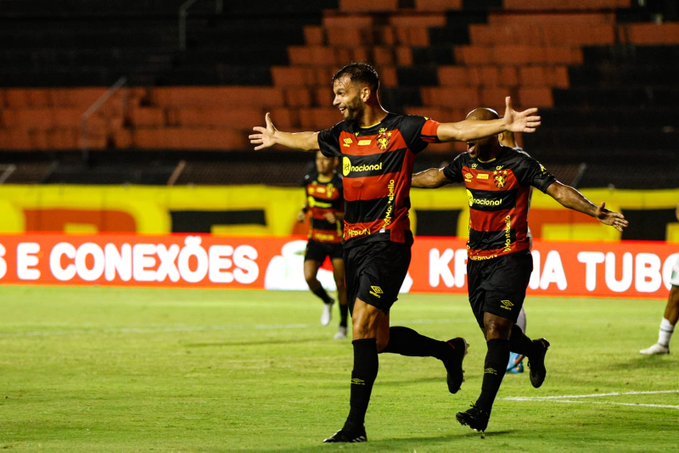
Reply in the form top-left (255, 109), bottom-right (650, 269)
top-left (80, 76), bottom-right (127, 161)
top-left (178, 0), bottom-right (223, 50)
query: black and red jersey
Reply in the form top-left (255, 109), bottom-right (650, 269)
top-left (303, 172), bottom-right (343, 244)
top-left (443, 146), bottom-right (556, 260)
top-left (318, 113), bottom-right (440, 247)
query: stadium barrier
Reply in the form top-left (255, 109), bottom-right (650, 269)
top-left (0, 185), bottom-right (676, 242)
top-left (0, 234), bottom-right (675, 299)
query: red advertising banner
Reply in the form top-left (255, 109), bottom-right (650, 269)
top-left (0, 234), bottom-right (676, 298)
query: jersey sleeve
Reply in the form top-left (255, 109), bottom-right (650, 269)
top-left (441, 154), bottom-right (465, 183)
top-left (399, 115), bottom-right (441, 154)
top-left (516, 150), bottom-right (556, 193)
top-left (317, 123), bottom-right (342, 158)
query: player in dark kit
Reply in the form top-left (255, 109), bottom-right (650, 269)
top-left (250, 62), bottom-right (542, 443)
top-left (412, 107), bottom-right (629, 433)
top-left (298, 151), bottom-right (349, 339)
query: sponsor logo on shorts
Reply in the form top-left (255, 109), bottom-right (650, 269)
top-left (370, 285), bottom-right (383, 299)
top-left (500, 299), bottom-right (514, 310)
top-left (347, 227), bottom-right (369, 238)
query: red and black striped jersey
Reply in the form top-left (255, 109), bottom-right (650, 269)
top-left (318, 113), bottom-right (440, 247)
top-left (443, 146), bottom-right (556, 260)
top-left (303, 172), bottom-right (344, 244)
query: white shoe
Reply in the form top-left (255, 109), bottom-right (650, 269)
top-left (334, 326), bottom-right (348, 340)
top-left (321, 301), bottom-right (334, 326)
top-left (639, 343), bottom-right (670, 355)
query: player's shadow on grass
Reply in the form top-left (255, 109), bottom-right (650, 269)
top-left (273, 430), bottom-right (514, 451)
top-left (609, 356), bottom-right (677, 371)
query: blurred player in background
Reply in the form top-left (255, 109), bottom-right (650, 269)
top-left (412, 107), bottom-right (629, 433)
top-left (299, 151), bottom-right (349, 339)
top-left (640, 207), bottom-right (679, 355)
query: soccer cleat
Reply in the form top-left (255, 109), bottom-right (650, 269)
top-left (334, 326), bottom-right (348, 340)
top-left (507, 352), bottom-right (525, 374)
top-left (639, 343), bottom-right (670, 355)
top-left (456, 404), bottom-right (490, 432)
top-left (528, 338), bottom-right (550, 388)
top-left (320, 300), bottom-right (334, 326)
top-left (444, 337), bottom-right (468, 394)
top-left (323, 427), bottom-right (367, 443)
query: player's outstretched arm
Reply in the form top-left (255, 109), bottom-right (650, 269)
top-left (249, 112), bottom-right (320, 151)
top-left (412, 167), bottom-right (451, 188)
top-left (436, 96), bottom-right (541, 143)
top-left (546, 181), bottom-right (629, 232)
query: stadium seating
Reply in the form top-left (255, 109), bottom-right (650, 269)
top-left (0, 0), bottom-right (677, 190)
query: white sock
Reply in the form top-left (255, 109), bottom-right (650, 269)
top-left (658, 318), bottom-right (675, 347)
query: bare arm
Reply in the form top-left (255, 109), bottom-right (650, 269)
top-left (249, 112), bottom-right (320, 151)
top-left (546, 181), bottom-right (629, 232)
top-left (437, 96), bottom-right (541, 142)
top-left (412, 167), bottom-right (451, 189)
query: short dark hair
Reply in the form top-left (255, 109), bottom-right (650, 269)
top-left (332, 62), bottom-right (379, 92)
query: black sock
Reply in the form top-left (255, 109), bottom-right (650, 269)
top-left (339, 302), bottom-right (349, 328)
top-left (344, 339), bottom-right (378, 431)
top-left (509, 324), bottom-right (534, 356)
top-left (382, 326), bottom-right (449, 359)
top-left (311, 286), bottom-right (333, 304)
top-left (475, 339), bottom-right (510, 412)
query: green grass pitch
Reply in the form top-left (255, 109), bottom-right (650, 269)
top-left (0, 286), bottom-right (676, 451)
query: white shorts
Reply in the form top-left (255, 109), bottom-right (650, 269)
top-left (672, 256), bottom-right (679, 287)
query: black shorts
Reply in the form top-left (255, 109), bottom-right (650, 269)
top-left (467, 251), bottom-right (533, 328)
top-left (344, 240), bottom-right (411, 314)
top-left (304, 240), bottom-right (343, 263)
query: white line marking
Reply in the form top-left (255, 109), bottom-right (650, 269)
top-left (505, 390), bottom-right (679, 401)
top-left (505, 390), bottom-right (679, 411)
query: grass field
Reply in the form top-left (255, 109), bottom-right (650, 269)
top-left (0, 286), bottom-right (676, 452)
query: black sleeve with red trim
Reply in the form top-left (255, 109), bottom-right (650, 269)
top-left (399, 115), bottom-right (441, 154)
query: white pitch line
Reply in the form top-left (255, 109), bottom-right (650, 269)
top-left (505, 389), bottom-right (679, 401)
top-left (513, 399), bottom-right (679, 411)
top-left (505, 390), bottom-right (679, 411)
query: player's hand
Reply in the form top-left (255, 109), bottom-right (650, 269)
top-left (595, 202), bottom-right (629, 232)
top-left (324, 212), bottom-right (337, 224)
top-left (503, 96), bottom-right (541, 133)
top-left (297, 211), bottom-right (306, 223)
top-left (249, 112), bottom-right (277, 150)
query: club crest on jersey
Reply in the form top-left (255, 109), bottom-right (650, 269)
top-left (493, 169), bottom-right (509, 188)
top-left (376, 127), bottom-right (391, 151)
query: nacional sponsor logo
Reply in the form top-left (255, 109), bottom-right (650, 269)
top-left (358, 139), bottom-right (372, 146)
top-left (342, 157), bottom-right (384, 176)
top-left (466, 189), bottom-right (502, 208)
top-left (476, 173), bottom-right (489, 180)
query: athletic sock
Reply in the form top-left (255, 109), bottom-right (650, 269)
top-left (311, 286), bottom-right (333, 305)
top-left (339, 302), bottom-right (349, 328)
top-left (344, 339), bottom-right (378, 432)
top-left (658, 318), bottom-right (675, 347)
top-left (509, 324), bottom-right (534, 356)
top-left (475, 339), bottom-right (510, 412)
top-left (382, 326), bottom-right (448, 359)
